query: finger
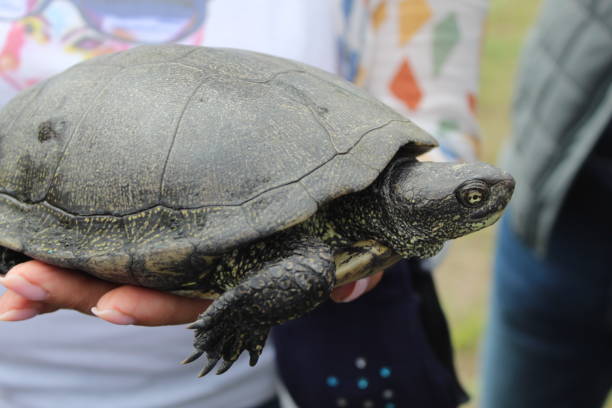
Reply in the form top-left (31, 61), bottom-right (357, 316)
top-left (0, 288), bottom-right (45, 321)
top-left (330, 270), bottom-right (384, 303)
top-left (94, 285), bottom-right (212, 326)
top-left (0, 260), bottom-right (117, 315)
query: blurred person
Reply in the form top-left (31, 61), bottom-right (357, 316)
top-left (481, 0), bottom-right (612, 407)
top-left (0, 0), bottom-right (487, 407)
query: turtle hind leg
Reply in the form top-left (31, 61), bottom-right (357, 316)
top-left (184, 239), bottom-right (336, 376)
top-left (0, 246), bottom-right (31, 274)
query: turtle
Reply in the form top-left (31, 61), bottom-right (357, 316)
top-left (0, 44), bottom-right (514, 377)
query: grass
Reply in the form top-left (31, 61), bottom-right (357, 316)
top-left (478, 0), bottom-right (544, 163)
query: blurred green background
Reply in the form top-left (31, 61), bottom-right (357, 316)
top-left (437, 1), bottom-right (612, 406)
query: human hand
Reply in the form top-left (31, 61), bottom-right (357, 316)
top-left (330, 272), bottom-right (384, 303)
top-left (0, 261), bottom-right (212, 325)
top-left (0, 261), bottom-right (383, 325)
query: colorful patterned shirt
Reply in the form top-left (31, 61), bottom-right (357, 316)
top-left (339, 0), bottom-right (486, 162)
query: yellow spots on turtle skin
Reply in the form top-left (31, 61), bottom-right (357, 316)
top-left (321, 223), bottom-right (342, 242)
top-left (431, 222), bottom-right (445, 232)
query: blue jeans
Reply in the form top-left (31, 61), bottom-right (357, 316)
top-left (481, 214), bottom-right (612, 407)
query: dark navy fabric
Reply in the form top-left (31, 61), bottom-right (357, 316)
top-left (580, 120), bottom-right (612, 204)
top-left (255, 398), bottom-right (280, 408)
top-left (272, 260), bottom-right (466, 408)
top-left (482, 215), bottom-right (612, 408)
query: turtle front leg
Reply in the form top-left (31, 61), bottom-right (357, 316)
top-left (183, 240), bottom-right (335, 377)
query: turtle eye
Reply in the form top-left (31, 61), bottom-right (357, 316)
top-left (456, 180), bottom-right (489, 208)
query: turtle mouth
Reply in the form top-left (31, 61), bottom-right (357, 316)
top-left (470, 206), bottom-right (505, 221)
top-left (470, 209), bottom-right (505, 227)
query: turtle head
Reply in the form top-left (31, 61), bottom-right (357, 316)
top-left (377, 159), bottom-right (514, 258)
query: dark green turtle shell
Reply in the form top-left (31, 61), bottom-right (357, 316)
top-left (0, 45), bottom-right (435, 288)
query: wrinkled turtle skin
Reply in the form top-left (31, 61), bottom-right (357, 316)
top-left (0, 45), bottom-right (514, 376)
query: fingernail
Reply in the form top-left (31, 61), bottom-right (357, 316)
top-left (0, 275), bottom-right (48, 301)
top-left (91, 307), bottom-right (135, 325)
top-left (339, 277), bottom-right (370, 303)
top-left (0, 308), bottom-right (39, 321)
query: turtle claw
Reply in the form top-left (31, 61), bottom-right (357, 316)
top-left (198, 354), bottom-right (221, 378)
top-left (248, 347), bottom-right (262, 367)
top-left (245, 327), bottom-right (268, 366)
top-left (181, 351), bottom-right (203, 365)
top-left (187, 321), bottom-right (203, 330)
top-left (187, 316), bottom-right (211, 330)
top-left (216, 359), bottom-right (235, 375)
top-left (189, 316), bottom-right (270, 377)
